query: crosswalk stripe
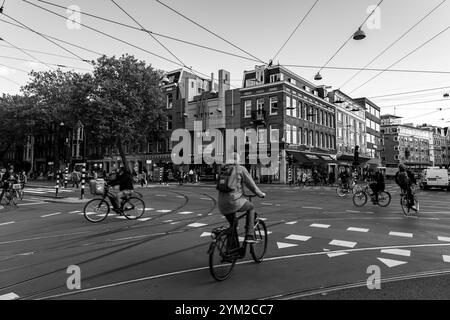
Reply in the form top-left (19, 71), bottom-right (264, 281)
top-left (310, 223), bottom-right (330, 228)
top-left (381, 249), bottom-right (411, 257)
top-left (443, 255), bottom-right (450, 263)
top-left (69, 210), bottom-right (82, 214)
top-left (187, 223), bottom-right (207, 228)
top-left (144, 208), bottom-right (155, 211)
top-left (0, 292), bottom-right (19, 300)
top-left (329, 240), bottom-right (357, 248)
top-left (41, 212), bottom-right (62, 218)
top-left (156, 209), bottom-right (172, 213)
top-left (200, 232), bottom-right (212, 237)
top-left (285, 221), bottom-right (298, 225)
top-left (438, 236), bottom-right (450, 242)
top-left (389, 231), bottom-right (413, 238)
top-left (327, 252), bottom-right (349, 258)
top-left (178, 211), bottom-right (193, 215)
top-left (347, 227), bottom-right (369, 233)
top-left (286, 234), bottom-right (311, 242)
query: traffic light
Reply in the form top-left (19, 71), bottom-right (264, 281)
top-left (353, 145), bottom-right (359, 165)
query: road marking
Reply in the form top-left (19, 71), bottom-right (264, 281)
top-left (310, 223), bottom-right (330, 228)
top-left (286, 234), bottom-right (311, 242)
top-left (327, 252), bottom-right (349, 258)
top-left (200, 232), bottom-right (212, 237)
top-left (33, 242), bottom-right (450, 300)
top-left (0, 221), bottom-right (15, 226)
top-left (377, 257), bottom-right (407, 268)
top-left (115, 216), bottom-right (127, 219)
top-left (420, 212), bottom-right (450, 214)
top-left (156, 209), bottom-right (171, 213)
top-left (144, 208), bottom-right (155, 211)
top-left (285, 221), bottom-right (298, 225)
top-left (176, 196), bottom-right (184, 198)
top-left (17, 202), bottom-right (47, 206)
top-left (381, 249), bottom-right (411, 257)
top-left (162, 220), bottom-right (173, 223)
top-left (0, 231), bottom-right (89, 245)
top-left (438, 236), bottom-right (450, 242)
top-left (200, 198), bottom-right (211, 200)
top-left (329, 240), bottom-right (357, 248)
top-left (259, 218), bottom-right (267, 221)
top-left (155, 195), bottom-right (167, 197)
top-left (346, 210), bottom-right (360, 213)
top-left (261, 203), bottom-right (273, 206)
top-left (347, 227), bottom-right (369, 233)
top-left (170, 222), bottom-right (180, 225)
top-left (41, 212), bottom-right (62, 217)
top-left (259, 231), bottom-right (272, 236)
top-left (69, 210), bottom-right (82, 214)
top-left (303, 207), bottom-right (323, 210)
top-left (187, 223), bottom-right (207, 228)
top-left (443, 255), bottom-right (450, 263)
top-left (389, 231), bottom-right (413, 238)
top-left (0, 292), bottom-right (19, 300)
top-left (177, 211), bottom-right (193, 215)
top-left (138, 218), bottom-right (151, 222)
top-left (277, 242), bottom-right (298, 249)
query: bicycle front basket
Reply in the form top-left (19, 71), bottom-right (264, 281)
top-left (12, 184), bottom-right (21, 190)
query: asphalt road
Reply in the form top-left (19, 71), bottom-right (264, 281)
top-left (1, 182), bottom-right (450, 300)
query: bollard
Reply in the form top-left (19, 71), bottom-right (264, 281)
top-left (80, 166), bottom-right (86, 199)
top-left (55, 170), bottom-right (60, 198)
top-left (64, 166), bottom-right (68, 188)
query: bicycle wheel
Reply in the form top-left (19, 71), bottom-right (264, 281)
top-left (352, 191), bottom-right (367, 207)
top-left (18, 189), bottom-right (24, 201)
top-left (400, 196), bottom-right (410, 216)
top-left (251, 219), bottom-right (268, 263)
top-left (377, 191), bottom-right (391, 207)
top-left (336, 186), bottom-right (348, 198)
top-left (209, 230), bottom-right (236, 281)
top-left (84, 199), bottom-right (110, 222)
top-left (122, 197), bottom-right (145, 220)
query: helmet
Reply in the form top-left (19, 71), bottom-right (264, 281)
top-left (398, 163), bottom-right (407, 172)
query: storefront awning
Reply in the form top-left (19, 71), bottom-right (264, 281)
top-left (288, 151), bottom-right (336, 166)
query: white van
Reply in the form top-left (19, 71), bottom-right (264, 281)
top-left (419, 168), bottom-right (449, 190)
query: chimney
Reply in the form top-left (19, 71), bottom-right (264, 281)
top-left (218, 70), bottom-right (230, 113)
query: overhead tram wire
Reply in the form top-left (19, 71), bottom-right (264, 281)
top-left (315, 0), bottom-right (385, 77)
top-left (0, 18), bottom-right (103, 56)
top-left (0, 62), bottom-right (28, 73)
top-left (0, 74), bottom-right (21, 86)
top-left (0, 37), bottom-right (55, 70)
top-left (282, 64), bottom-right (450, 75)
top-left (1, 11), bottom-right (92, 65)
top-left (23, 0), bottom-right (224, 84)
top-left (380, 98), bottom-right (449, 108)
top-left (402, 108), bottom-right (450, 121)
top-left (155, 0), bottom-right (266, 65)
top-left (27, 0), bottom-right (260, 63)
top-left (0, 43), bottom-right (90, 61)
top-left (368, 85), bottom-right (450, 99)
top-left (272, 0), bottom-right (320, 62)
top-left (339, 0), bottom-right (448, 89)
top-left (0, 55), bottom-right (92, 71)
top-left (349, 25), bottom-right (450, 94)
top-left (109, 0), bottom-right (188, 69)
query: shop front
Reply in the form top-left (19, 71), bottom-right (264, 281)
top-left (287, 151), bottom-right (337, 184)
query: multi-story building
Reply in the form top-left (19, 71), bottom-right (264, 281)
top-left (355, 97), bottom-right (382, 168)
top-left (381, 115), bottom-right (433, 173)
top-left (240, 65), bottom-right (337, 183)
top-left (329, 90), bottom-right (369, 172)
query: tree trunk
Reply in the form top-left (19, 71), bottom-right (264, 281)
top-left (117, 137), bottom-right (130, 173)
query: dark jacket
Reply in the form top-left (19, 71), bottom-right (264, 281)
top-left (395, 170), bottom-right (416, 188)
top-left (109, 172), bottom-right (134, 191)
top-left (373, 172), bottom-right (385, 191)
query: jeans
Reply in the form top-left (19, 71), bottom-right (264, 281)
top-left (224, 200), bottom-right (255, 237)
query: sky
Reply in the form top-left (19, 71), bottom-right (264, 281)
top-left (0, 0), bottom-right (449, 126)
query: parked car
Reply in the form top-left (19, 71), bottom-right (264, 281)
top-left (419, 167), bottom-right (449, 190)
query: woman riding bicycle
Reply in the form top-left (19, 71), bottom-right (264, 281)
top-left (217, 153), bottom-right (265, 244)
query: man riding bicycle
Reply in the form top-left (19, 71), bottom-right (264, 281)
top-left (339, 168), bottom-right (350, 189)
top-left (369, 167), bottom-right (385, 204)
top-left (395, 163), bottom-right (417, 211)
top-left (108, 167), bottom-right (134, 213)
top-left (217, 153), bottom-right (266, 243)
top-left (0, 168), bottom-right (17, 203)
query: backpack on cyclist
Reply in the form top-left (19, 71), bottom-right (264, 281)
top-left (216, 164), bottom-right (238, 192)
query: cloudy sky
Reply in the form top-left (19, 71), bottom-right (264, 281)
top-left (1, 0), bottom-right (449, 126)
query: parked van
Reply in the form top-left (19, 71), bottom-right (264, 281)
top-left (419, 168), bottom-right (449, 190)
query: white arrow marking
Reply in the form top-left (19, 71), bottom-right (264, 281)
top-left (286, 234), bottom-right (311, 242)
top-left (327, 252), bottom-right (349, 258)
top-left (187, 223), bottom-right (207, 228)
top-left (329, 240), bottom-right (357, 248)
top-left (438, 236), bottom-right (450, 242)
top-left (377, 257), bottom-right (408, 268)
top-left (389, 231), bottom-right (413, 238)
top-left (276, 242), bottom-right (298, 249)
top-left (0, 292), bottom-right (19, 300)
top-left (347, 227), bottom-right (369, 233)
top-left (310, 223), bottom-right (330, 229)
top-left (200, 232), bottom-right (212, 237)
top-left (381, 249), bottom-right (411, 257)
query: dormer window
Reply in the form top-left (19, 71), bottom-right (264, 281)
top-left (270, 74), bottom-right (281, 83)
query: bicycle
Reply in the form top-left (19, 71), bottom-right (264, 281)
top-left (83, 183), bottom-right (145, 222)
top-left (208, 194), bottom-right (268, 281)
top-left (336, 180), bottom-right (362, 198)
top-left (0, 183), bottom-right (21, 206)
top-left (352, 185), bottom-right (391, 207)
top-left (400, 185), bottom-right (420, 216)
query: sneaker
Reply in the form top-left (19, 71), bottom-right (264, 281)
top-left (244, 234), bottom-right (257, 243)
top-left (411, 205), bottom-right (417, 211)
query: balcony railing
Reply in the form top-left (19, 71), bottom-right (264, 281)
top-left (251, 109), bottom-right (267, 125)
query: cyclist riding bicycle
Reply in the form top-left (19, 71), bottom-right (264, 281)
top-left (18, 171), bottom-right (27, 189)
top-left (217, 152), bottom-right (266, 243)
top-left (0, 168), bottom-right (17, 203)
top-left (338, 168), bottom-right (350, 189)
top-left (108, 166), bottom-right (134, 213)
top-left (395, 163), bottom-right (417, 211)
top-left (369, 167), bottom-right (385, 204)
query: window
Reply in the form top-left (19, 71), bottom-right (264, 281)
top-left (286, 96), bottom-right (291, 116)
top-left (299, 128), bottom-right (303, 144)
top-left (167, 93), bottom-right (173, 109)
top-left (303, 129), bottom-right (308, 145)
top-left (257, 98), bottom-right (264, 111)
top-left (337, 112), bottom-right (342, 122)
top-left (270, 74), bottom-right (281, 83)
top-left (321, 133), bottom-right (325, 148)
top-left (308, 106), bottom-right (313, 122)
top-left (270, 125), bottom-right (278, 142)
top-left (309, 130), bottom-right (313, 146)
top-left (269, 97), bottom-right (278, 115)
top-left (257, 126), bottom-right (266, 143)
top-left (292, 126), bottom-right (298, 144)
top-left (244, 100), bottom-right (252, 118)
top-left (285, 124), bottom-right (292, 144)
top-left (302, 104), bottom-right (307, 120)
top-left (338, 128), bottom-right (342, 138)
top-left (315, 132), bottom-right (319, 147)
top-left (296, 101), bottom-right (301, 118)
